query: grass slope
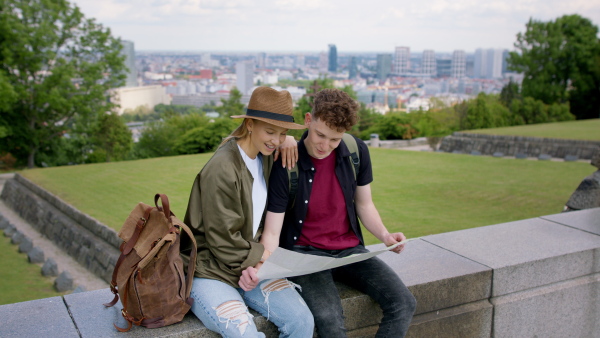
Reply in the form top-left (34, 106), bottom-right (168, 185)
top-left (462, 119), bottom-right (600, 140)
top-left (19, 149), bottom-right (594, 244)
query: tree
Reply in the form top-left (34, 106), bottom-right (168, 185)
top-left (90, 112), bottom-right (132, 162)
top-left (174, 118), bottom-right (239, 154)
top-left (508, 14), bottom-right (600, 120)
top-left (216, 87), bottom-right (245, 117)
top-left (134, 113), bottom-right (208, 158)
top-left (0, 0), bottom-right (126, 168)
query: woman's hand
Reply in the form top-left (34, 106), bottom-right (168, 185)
top-left (274, 135), bottom-right (298, 169)
top-left (239, 266), bottom-right (261, 291)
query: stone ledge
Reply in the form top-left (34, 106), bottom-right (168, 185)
top-left (12, 174), bottom-right (122, 249)
top-left (491, 273), bottom-right (600, 337)
top-left (439, 132), bottom-right (600, 159)
top-left (1, 177), bottom-right (120, 283)
top-left (423, 216), bottom-right (600, 297)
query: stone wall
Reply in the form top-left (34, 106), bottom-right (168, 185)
top-left (0, 174), bottom-right (120, 283)
top-left (1, 174), bottom-right (599, 337)
top-left (439, 132), bottom-right (600, 159)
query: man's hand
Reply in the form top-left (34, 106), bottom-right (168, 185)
top-left (274, 135), bottom-right (298, 169)
top-left (238, 265), bottom-right (262, 291)
top-left (383, 232), bottom-right (407, 254)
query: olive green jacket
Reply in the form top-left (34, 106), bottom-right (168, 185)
top-left (181, 138), bottom-right (272, 287)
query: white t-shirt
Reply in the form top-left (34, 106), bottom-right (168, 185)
top-left (237, 144), bottom-right (267, 237)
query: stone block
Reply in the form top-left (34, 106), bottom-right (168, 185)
top-left (0, 216), bottom-right (8, 229)
top-left (64, 288), bottom-right (215, 337)
top-left (564, 155), bottom-right (579, 162)
top-left (11, 230), bottom-right (24, 244)
top-left (72, 285), bottom-right (87, 294)
top-left (28, 247), bottom-right (45, 263)
top-left (371, 240), bottom-right (491, 314)
top-left (18, 236), bottom-right (33, 253)
top-left (0, 297), bottom-right (79, 337)
top-left (423, 217), bottom-right (600, 297)
top-left (491, 273), bottom-right (600, 337)
top-left (42, 258), bottom-right (59, 277)
top-left (541, 207), bottom-right (600, 236)
top-left (407, 300), bottom-right (493, 338)
top-left (55, 271), bottom-right (74, 292)
top-left (470, 150), bottom-right (481, 156)
top-left (515, 153), bottom-right (527, 159)
top-left (492, 152), bottom-right (504, 158)
top-left (538, 154), bottom-right (551, 160)
top-left (563, 171), bottom-right (600, 210)
top-left (3, 223), bottom-right (15, 237)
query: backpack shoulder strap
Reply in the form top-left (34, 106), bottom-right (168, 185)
top-left (287, 166), bottom-right (299, 209)
top-left (342, 133), bottom-right (360, 180)
top-left (174, 221), bottom-right (197, 300)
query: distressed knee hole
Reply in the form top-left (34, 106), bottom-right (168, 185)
top-left (214, 300), bottom-right (253, 335)
top-left (261, 279), bottom-right (295, 293)
top-left (260, 279), bottom-right (303, 320)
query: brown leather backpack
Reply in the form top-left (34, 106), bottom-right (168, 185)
top-left (104, 193), bottom-right (197, 332)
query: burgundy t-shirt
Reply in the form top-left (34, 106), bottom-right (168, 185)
top-left (296, 151), bottom-right (360, 250)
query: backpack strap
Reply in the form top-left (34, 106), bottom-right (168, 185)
top-left (287, 167), bottom-right (299, 209)
top-left (287, 134), bottom-right (360, 209)
top-left (176, 222), bottom-right (198, 300)
top-left (342, 133), bottom-right (360, 179)
top-left (104, 205), bottom-right (153, 308)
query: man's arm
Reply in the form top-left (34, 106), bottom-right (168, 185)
top-left (355, 184), bottom-right (406, 254)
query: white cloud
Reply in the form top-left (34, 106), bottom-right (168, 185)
top-left (72, 0), bottom-right (600, 52)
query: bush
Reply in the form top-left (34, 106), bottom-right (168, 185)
top-left (174, 118), bottom-right (240, 154)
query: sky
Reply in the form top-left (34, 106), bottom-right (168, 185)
top-left (72, 0), bottom-right (600, 54)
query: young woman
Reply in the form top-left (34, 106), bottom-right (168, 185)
top-left (181, 87), bottom-right (314, 337)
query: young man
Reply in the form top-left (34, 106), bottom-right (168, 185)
top-left (257, 88), bottom-right (416, 337)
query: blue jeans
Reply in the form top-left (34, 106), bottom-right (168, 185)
top-left (190, 277), bottom-right (314, 337)
top-left (290, 245), bottom-right (416, 338)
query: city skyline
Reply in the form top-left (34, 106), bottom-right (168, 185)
top-left (72, 0), bottom-right (600, 53)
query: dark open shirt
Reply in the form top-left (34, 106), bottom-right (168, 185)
top-left (267, 131), bottom-right (374, 250)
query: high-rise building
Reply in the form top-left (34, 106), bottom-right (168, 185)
top-left (422, 50), bottom-right (436, 77)
top-left (474, 48), bottom-right (507, 79)
top-left (376, 54), bottom-right (392, 80)
top-left (436, 58), bottom-right (452, 78)
top-left (393, 46), bottom-right (410, 75)
top-left (451, 50), bottom-right (466, 78)
top-left (121, 40), bottom-right (137, 87)
top-left (318, 52), bottom-right (328, 73)
top-left (236, 60), bottom-right (255, 95)
top-left (328, 44), bottom-right (337, 72)
top-left (296, 54), bottom-right (305, 69)
top-left (256, 52), bottom-right (267, 68)
top-left (349, 57), bottom-right (358, 79)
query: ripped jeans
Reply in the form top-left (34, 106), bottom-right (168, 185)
top-left (190, 277), bottom-right (314, 337)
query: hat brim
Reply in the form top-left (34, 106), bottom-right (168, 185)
top-left (230, 115), bottom-right (306, 130)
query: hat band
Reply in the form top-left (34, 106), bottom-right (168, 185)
top-left (246, 108), bottom-right (295, 123)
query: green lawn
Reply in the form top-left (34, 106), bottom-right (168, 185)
top-left (19, 149), bottom-right (594, 244)
top-left (0, 236), bottom-right (65, 305)
top-left (462, 119), bottom-right (600, 140)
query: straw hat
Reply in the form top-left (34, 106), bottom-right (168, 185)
top-left (230, 87), bottom-right (305, 130)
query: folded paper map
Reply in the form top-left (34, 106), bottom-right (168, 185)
top-left (257, 238), bottom-right (416, 280)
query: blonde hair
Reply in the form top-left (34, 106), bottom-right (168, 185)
top-left (219, 119), bottom-right (250, 148)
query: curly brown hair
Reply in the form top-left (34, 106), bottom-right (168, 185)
top-left (312, 88), bottom-right (359, 132)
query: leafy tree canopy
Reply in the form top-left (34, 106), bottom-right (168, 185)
top-left (0, 0), bottom-right (126, 168)
top-left (216, 87), bottom-right (245, 117)
top-left (508, 14), bottom-right (600, 120)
